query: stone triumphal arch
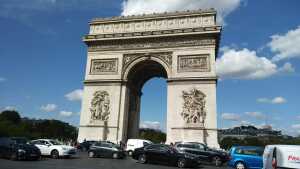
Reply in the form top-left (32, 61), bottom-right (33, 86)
top-left (78, 9), bottom-right (222, 147)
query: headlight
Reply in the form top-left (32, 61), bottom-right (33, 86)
top-left (62, 147), bottom-right (67, 151)
top-left (18, 149), bottom-right (26, 153)
top-left (112, 147), bottom-right (118, 151)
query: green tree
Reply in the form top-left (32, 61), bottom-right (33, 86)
top-left (0, 110), bottom-right (21, 124)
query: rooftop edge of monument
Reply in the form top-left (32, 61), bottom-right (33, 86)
top-left (90, 8), bottom-right (216, 24)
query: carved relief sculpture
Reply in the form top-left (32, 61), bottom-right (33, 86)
top-left (181, 89), bottom-right (207, 126)
top-left (90, 91), bottom-right (110, 121)
top-left (178, 55), bottom-right (210, 72)
top-left (90, 59), bottom-right (118, 74)
top-left (122, 52), bottom-right (172, 74)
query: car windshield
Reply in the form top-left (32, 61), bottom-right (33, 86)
top-left (49, 140), bottom-right (62, 145)
top-left (111, 143), bottom-right (121, 149)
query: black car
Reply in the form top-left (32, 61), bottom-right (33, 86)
top-left (132, 144), bottom-right (199, 168)
top-left (88, 141), bottom-right (125, 159)
top-left (174, 142), bottom-right (229, 166)
top-left (0, 137), bottom-right (41, 160)
top-left (77, 140), bottom-right (97, 151)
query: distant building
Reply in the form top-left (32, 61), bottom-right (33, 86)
top-left (218, 125), bottom-right (282, 140)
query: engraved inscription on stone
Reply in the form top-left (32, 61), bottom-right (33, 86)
top-left (181, 89), bottom-right (207, 127)
top-left (178, 55), bottom-right (210, 72)
top-left (90, 90), bottom-right (110, 122)
top-left (90, 59), bottom-right (118, 74)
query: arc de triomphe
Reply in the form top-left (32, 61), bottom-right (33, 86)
top-left (78, 9), bottom-right (221, 148)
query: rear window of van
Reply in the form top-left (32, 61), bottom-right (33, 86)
top-left (235, 147), bottom-right (264, 156)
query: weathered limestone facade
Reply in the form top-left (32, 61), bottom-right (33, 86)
top-left (78, 9), bottom-right (222, 148)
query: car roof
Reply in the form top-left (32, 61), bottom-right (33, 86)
top-left (175, 142), bottom-right (205, 144)
top-left (266, 145), bottom-right (300, 148)
top-left (231, 146), bottom-right (264, 149)
top-left (33, 139), bottom-right (53, 141)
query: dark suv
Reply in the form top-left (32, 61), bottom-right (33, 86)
top-left (0, 137), bottom-right (41, 160)
top-left (174, 142), bottom-right (229, 166)
top-left (88, 141), bottom-right (125, 159)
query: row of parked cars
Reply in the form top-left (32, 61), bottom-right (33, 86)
top-left (0, 137), bottom-right (76, 160)
top-left (1, 137), bottom-right (300, 169)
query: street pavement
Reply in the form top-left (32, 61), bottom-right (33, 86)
top-left (0, 152), bottom-right (231, 169)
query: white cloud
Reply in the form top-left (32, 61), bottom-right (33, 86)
top-left (272, 97), bottom-right (287, 104)
top-left (59, 111), bottom-right (74, 117)
top-left (121, 0), bottom-right (243, 24)
top-left (221, 113), bottom-right (240, 121)
top-left (0, 77), bottom-right (6, 82)
top-left (140, 121), bottom-right (161, 130)
top-left (65, 89), bottom-right (83, 101)
top-left (278, 62), bottom-right (295, 73)
top-left (216, 48), bottom-right (294, 80)
top-left (40, 104), bottom-right (57, 112)
top-left (240, 120), bottom-right (253, 126)
top-left (2, 106), bottom-right (17, 111)
top-left (269, 26), bottom-right (300, 62)
top-left (245, 112), bottom-right (265, 120)
top-left (257, 96), bottom-right (287, 104)
top-left (291, 124), bottom-right (300, 129)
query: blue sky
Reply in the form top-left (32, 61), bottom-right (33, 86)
top-left (0, 0), bottom-right (300, 136)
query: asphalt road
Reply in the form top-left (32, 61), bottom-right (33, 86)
top-left (0, 152), bottom-right (231, 169)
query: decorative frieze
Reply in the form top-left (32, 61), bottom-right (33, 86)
top-left (178, 55), bottom-right (210, 72)
top-left (181, 89), bottom-right (207, 127)
top-left (88, 37), bottom-right (216, 52)
top-left (122, 52), bottom-right (172, 73)
top-left (90, 58), bottom-right (118, 74)
top-left (90, 91), bottom-right (110, 122)
top-left (89, 14), bottom-right (215, 35)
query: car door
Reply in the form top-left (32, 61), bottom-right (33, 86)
top-left (236, 147), bottom-right (263, 169)
top-left (101, 143), bottom-right (111, 157)
top-left (145, 145), bottom-right (162, 162)
top-left (197, 144), bottom-right (211, 161)
top-left (148, 145), bottom-right (170, 164)
top-left (34, 140), bottom-right (49, 155)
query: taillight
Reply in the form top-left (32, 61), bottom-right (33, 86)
top-left (272, 158), bottom-right (277, 169)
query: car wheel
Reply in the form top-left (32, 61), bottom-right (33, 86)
top-left (128, 151), bottom-right (133, 156)
top-left (88, 151), bottom-right (95, 158)
top-left (138, 154), bottom-right (147, 164)
top-left (10, 152), bottom-right (18, 161)
top-left (51, 150), bottom-right (59, 159)
top-left (212, 156), bottom-right (222, 167)
top-left (177, 158), bottom-right (186, 168)
top-left (236, 162), bottom-right (246, 169)
top-left (112, 153), bottom-right (118, 159)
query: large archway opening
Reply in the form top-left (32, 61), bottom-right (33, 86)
top-left (124, 59), bottom-right (168, 141)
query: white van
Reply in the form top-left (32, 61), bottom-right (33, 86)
top-left (126, 139), bottom-right (152, 156)
top-left (263, 145), bottom-right (300, 169)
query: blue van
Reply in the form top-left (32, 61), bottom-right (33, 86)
top-left (228, 146), bottom-right (264, 169)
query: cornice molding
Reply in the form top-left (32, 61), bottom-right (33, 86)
top-left (90, 9), bottom-right (216, 24)
top-left (84, 26), bottom-right (221, 41)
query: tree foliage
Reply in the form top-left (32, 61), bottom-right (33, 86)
top-left (220, 136), bottom-right (300, 150)
top-left (138, 128), bottom-right (166, 143)
top-left (0, 110), bottom-right (77, 141)
top-left (0, 110), bottom-right (21, 124)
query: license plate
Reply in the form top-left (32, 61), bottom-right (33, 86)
top-left (30, 154), bottom-right (37, 157)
